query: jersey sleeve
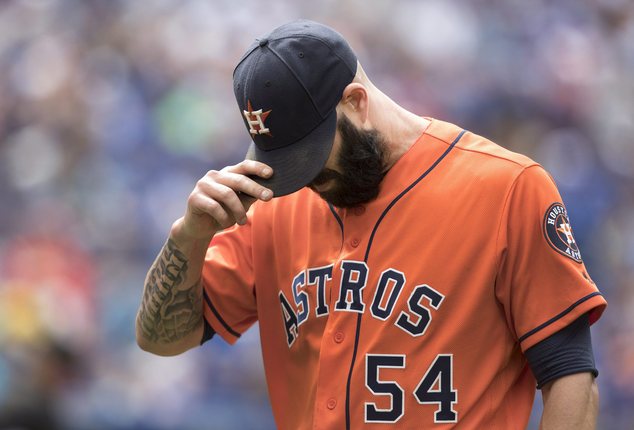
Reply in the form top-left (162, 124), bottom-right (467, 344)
top-left (495, 164), bottom-right (607, 351)
top-left (201, 212), bottom-right (257, 345)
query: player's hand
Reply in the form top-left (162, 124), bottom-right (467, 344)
top-left (177, 160), bottom-right (273, 240)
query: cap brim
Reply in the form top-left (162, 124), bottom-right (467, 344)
top-left (245, 109), bottom-right (336, 197)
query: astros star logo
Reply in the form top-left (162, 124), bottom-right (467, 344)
top-left (544, 203), bottom-right (582, 263)
top-left (243, 100), bottom-right (272, 136)
top-left (556, 222), bottom-right (576, 246)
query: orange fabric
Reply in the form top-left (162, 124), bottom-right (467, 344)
top-left (201, 119), bottom-right (606, 429)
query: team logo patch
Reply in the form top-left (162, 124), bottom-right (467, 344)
top-left (543, 203), bottom-right (582, 263)
top-left (243, 100), bottom-right (272, 136)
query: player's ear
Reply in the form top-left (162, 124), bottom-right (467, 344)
top-left (339, 83), bottom-right (370, 127)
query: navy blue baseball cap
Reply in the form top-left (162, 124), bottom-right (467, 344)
top-left (233, 20), bottom-right (358, 197)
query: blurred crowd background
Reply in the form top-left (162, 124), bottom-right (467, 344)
top-left (0, 0), bottom-right (632, 429)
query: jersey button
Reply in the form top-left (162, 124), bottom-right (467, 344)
top-left (334, 331), bottom-right (345, 343)
top-left (350, 238), bottom-right (360, 247)
top-left (327, 398), bottom-right (337, 410)
top-left (353, 206), bottom-right (365, 216)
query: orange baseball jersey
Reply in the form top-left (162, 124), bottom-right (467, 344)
top-left (201, 118), bottom-right (606, 429)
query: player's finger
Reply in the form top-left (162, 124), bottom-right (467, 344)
top-left (207, 169), bottom-right (273, 202)
top-left (225, 160), bottom-right (273, 179)
top-left (188, 192), bottom-right (233, 229)
top-left (198, 180), bottom-right (249, 225)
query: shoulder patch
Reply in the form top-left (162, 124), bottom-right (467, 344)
top-left (543, 203), bottom-right (582, 263)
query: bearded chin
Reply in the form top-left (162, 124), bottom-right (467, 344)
top-left (310, 115), bottom-right (387, 208)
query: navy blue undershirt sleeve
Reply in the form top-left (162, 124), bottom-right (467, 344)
top-left (200, 318), bottom-right (216, 345)
top-left (524, 313), bottom-right (597, 389)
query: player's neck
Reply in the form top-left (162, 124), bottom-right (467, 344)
top-left (370, 90), bottom-right (430, 170)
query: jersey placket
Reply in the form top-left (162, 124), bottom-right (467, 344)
top-left (312, 205), bottom-right (370, 430)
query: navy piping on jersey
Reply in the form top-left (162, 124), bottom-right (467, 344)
top-left (203, 290), bottom-right (241, 339)
top-left (518, 291), bottom-right (602, 344)
top-left (341, 129), bottom-right (466, 430)
top-left (329, 203), bottom-right (344, 235)
top-left (364, 130), bottom-right (466, 262)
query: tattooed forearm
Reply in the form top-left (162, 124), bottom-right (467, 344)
top-left (138, 239), bottom-right (203, 343)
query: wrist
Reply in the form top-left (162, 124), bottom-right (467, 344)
top-left (170, 217), bottom-right (215, 249)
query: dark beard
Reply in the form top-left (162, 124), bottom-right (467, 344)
top-left (308, 114), bottom-right (388, 208)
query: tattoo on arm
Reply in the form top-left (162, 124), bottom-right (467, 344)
top-left (138, 239), bottom-right (203, 343)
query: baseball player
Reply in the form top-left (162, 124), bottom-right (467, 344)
top-left (136, 20), bottom-right (607, 429)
